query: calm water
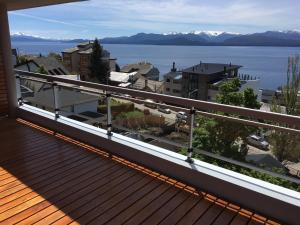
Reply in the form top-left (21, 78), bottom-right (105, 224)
top-left (12, 41), bottom-right (300, 89)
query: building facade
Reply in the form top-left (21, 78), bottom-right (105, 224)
top-left (121, 62), bottom-right (160, 81)
top-left (163, 63), bottom-right (183, 97)
top-left (62, 42), bottom-right (116, 80)
top-left (182, 62), bottom-right (241, 100)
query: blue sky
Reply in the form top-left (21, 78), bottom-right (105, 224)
top-left (8, 0), bottom-right (300, 39)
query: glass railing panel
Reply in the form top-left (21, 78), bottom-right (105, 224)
top-left (188, 110), bottom-right (300, 192)
top-left (110, 95), bottom-right (189, 152)
top-left (18, 75), bottom-right (55, 113)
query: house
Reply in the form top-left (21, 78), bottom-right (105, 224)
top-left (163, 62), bottom-right (183, 97)
top-left (23, 82), bottom-right (99, 115)
top-left (15, 56), bottom-right (70, 75)
top-left (182, 62), bottom-right (241, 100)
top-left (62, 42), bottom-right (116, 80)
top-left (131, 77), bottom-right (164, 93)
top-left (121, 62), bottom-right (160, 81)
top-left (109, 71), bottom-right (138, 86)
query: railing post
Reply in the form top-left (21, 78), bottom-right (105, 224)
top-left (186, 107), bottom-right (195, 163)
top-left (52, 83), bottom-right (60, 119)
top-left (15, 75), bottom-right (23, 106)
top-left (106, 92), bottom-right (112, 136)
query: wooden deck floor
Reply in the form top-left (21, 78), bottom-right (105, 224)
top-left (0, 118), bottom-right (280, 225)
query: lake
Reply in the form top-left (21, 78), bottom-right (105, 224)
top-left (11, 41), bottom-right (300, 89)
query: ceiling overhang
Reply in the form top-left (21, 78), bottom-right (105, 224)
top-left (0, 0), bottom-right (85, 11)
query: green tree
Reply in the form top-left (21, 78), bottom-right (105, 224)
top-left (89, 39), bottom-right (110, 84)
top-left (194, 77), bottom-right (259, 160)
top-left (270, 55), bottom-right (300, 162)
top-left (216, 78), bottom-right (243, 106)
top-left (36, 65), bottom-right (48, 74)
top-left (244, 88), bottom-right (261, 109)
top-left (17, 55), bottom-right (29, 65)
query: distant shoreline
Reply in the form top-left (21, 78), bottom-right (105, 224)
top-left (12, 40), bottom-right (300, 48)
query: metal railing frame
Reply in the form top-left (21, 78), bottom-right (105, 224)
top-left (15, 70), bottom-right (300, 168)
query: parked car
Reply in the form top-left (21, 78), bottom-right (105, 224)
top-left (144, 99), bottom-right (157, 109)
top-left (158, 107), bottom-right (171, 114)
top-left (176, 111), bottom-right (188, 120)
top-left (246, 135), bottom-right (269, 150)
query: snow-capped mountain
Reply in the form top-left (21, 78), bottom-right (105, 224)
top-left (10, 30), bottom-right (300, 47)
top-left (10, 33), bottom-right (89, 43)
top-left (101, 30), bottom-right (300, 46)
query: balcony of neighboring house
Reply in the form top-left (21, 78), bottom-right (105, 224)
top-left (1, 1), bottom-right (300, 225)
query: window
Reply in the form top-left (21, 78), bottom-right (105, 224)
top-left (173, 89), bottom-right (181, 93)
top-left (166, 88), bottom-right (170, 92)
top-left (166, 79), bottom-right (170, 82)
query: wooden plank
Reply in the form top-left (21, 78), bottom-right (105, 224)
top-left (105, 183), bottom-right (172, 225)
top-left (34, 169), bottom-right (140, 225)
top-left (159, 194), bottom-right (201, 225)
top-left (230, 213), bottom-right (251, 225)
top-left (53, 172), bottom-right (148, 225)
top-left (0, 157), bottom-right (113, 214)
top-left (16, 164), bottom-right (127, 225)
top-left (212, 208), bottom-right (237, 225)
top-left (0, 145), bottom-right (87, 182)
top-left (0, 146), bottom-right (92, 189)
top-left (0, 162), bottom-right (120, 224)
top-left (140, 190), bottom-right (191, 225)
top-left (0, 152), bottom-right (94, 199)
top-left (84, 178), bottom-right (162, 225)
top-left (176, 197), bottom-right (213, 225)
top-left (194, 203), bottom-right (225, 225)
top-left (123, 186), bottom-right (181, 225)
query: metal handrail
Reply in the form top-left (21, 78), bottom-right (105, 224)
top-left (15, 70), bottom-right (300, 184)
top-left (15, 69), bottom-right (300, 128)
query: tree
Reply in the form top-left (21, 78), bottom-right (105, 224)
top-left (270, 55), bottom-right (300, 162)
top-left (36, 65), bottom-right (48, 74)
top-left (193, 77), bottom-right (259, 160)
top-left (216, 78), bottom-right (244, 106)
top-left (17, 55), bottom-right (29, 65)
top-left (89, 39), bottom-right (110, 84)
top-left (244, 88), bottom-right (261, 109)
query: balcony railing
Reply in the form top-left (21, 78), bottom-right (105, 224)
top-left (14, 69), bottom-right (300, 224)
top-left (15, 69), bottom-right (300, 174)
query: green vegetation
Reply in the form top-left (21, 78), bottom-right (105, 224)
top-left (189, 61), bottom-right (300, 192)
top-left (194, 77), bottom-right (260, 161)
top-left (116, 110), bottom-right (144, 120)
top-left (270, 55), bottom-right (300, 162)
top-left (98, 99), bottom-right (134, 115)
top-left (89, 38), bottom-right (110, 84)
top-left (17, 55), bottom-right (30, 65)
top-left (36, 65), bottom-right (48, 74)
top-left (180, 148), bottom-right (300, 192)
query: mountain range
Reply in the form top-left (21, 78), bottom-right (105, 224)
top-left (11, 31), bottom-right (300, 47)
top-left (11, 32), bottom-right (89, 43)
